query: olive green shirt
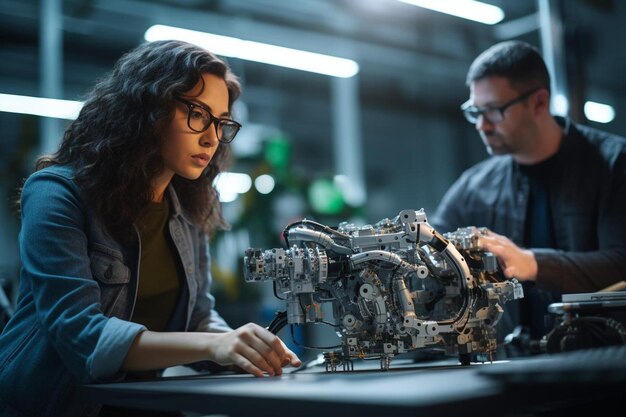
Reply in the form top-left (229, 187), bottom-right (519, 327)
top-left (132, 198), bottom-right (181, 332)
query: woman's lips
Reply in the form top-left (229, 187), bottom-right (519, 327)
top-left (191, 153), bottom-right (210, 167)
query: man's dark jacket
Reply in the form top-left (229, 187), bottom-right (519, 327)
top-left (431, 117), bottom-right (626, 341)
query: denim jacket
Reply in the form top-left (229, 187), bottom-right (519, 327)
top-left (0, 165), bottom-right (231, 417)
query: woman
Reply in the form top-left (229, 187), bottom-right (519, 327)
top-left (0, 40), bottom-right (300, 417)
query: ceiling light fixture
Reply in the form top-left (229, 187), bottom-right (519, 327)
top-left (0, 93), bottom-right (82, 119)
top-left (584, 101), bottom-right (615, 124)
top-left (397, 0), bottom-right (505, 25)
top-left (145, 25), bottom-right (359, 78)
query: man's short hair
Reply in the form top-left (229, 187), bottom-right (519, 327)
top-left (466, 41), bottom-right (551, 93)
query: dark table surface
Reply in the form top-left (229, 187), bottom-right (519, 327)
top-left (82, 351), bottom-right (626, 417)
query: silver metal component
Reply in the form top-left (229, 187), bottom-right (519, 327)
top-left (288, 227), bottom-right (353, 255)
top-left (393, 278), bottom-right (416, 320)
top-left (243, 210), bottom-right (523, 371)
top-left (416, 265), bottom-right (429, 278)
top-left (482, 252), bottom-right (498, 273)
top-left (287, 297), bottom-right (305, 324)
top-left (359, 283), bottom-right (377, 300)
top-left (342, 314), bottom-right (362, 330)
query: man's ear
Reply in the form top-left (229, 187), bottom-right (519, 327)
top-left (533, 88), bottom-right (551, 115)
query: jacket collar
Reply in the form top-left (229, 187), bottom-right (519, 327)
top-left (166, 184), bottom-right (194, 225)
top-left (554, 115), bottom-right (572, 137)
top-left (554, 116), bottom-right (583, 157)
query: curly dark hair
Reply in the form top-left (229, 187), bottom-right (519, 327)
top-left (32, 40), bottom-right (241, 241)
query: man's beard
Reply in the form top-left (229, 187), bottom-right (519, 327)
top-left (481, 132), bottom-right (514, 155)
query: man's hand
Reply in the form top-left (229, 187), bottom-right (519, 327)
top-left (208, 323), bottom-right (302, 377)
top-left (478, 230), bottom-right (538, 281)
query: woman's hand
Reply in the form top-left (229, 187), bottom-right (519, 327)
top-left (208, 323), bottom-right (301, 377)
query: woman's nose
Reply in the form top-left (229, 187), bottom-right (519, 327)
top-left (201, 125), bottom-right (219, 147)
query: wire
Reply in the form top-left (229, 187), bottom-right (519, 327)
top-left (266, 311), bottom-right (289, 335)
top-left (272, 281), bottom-right (285, 300)
top-left (281, 218), bottom-right (350, 246)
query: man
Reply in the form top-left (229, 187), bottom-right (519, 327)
top-left (430, 40), bottom-right (626, 354)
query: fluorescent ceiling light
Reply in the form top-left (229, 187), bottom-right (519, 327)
top-left (145, 25), bottom-right (359, 78)
top-left (0, 93), bottom-right (82, 119)
top-left (397, 0), bottom-right (505, 25)
top-left (584, 101), bottom-right (615, 124)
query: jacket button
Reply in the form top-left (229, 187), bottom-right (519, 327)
top-left (187, 267), bottom-right (193, 274)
